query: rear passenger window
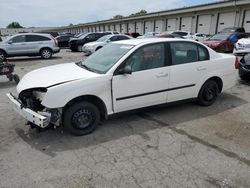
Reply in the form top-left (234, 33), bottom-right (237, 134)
top-left (26, 35), bottom-right (50, 42)
top-left (198, 45), bottom-right (209, 61)
top-left (170, 42), bottom-right (199, 65)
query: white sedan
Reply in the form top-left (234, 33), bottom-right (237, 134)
top-left (7, 38), bottom-right (238, 136)
top-left (82, 34), bottom-right (132, 55)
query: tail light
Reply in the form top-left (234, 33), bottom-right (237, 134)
top-left (235, 56), bottom-right (240, 69)
top-left (51, 35), bottom-right (58, 46)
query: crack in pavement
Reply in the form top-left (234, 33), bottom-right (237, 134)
top-left (138, 113), bottom-right (250, 167)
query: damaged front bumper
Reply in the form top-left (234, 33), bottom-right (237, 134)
top-left (6, 93), bottom-right (51, 128)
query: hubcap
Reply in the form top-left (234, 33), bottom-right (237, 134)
top-left (72, 109), bottom-right (93, 129)
top-left (42, 50), bottom-right (51, 58)
top-left (203, 84), bottom-right (216, 101)
top-left (0, 53), bottom-right (4, 61)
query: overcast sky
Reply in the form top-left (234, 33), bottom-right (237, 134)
top-left (0, 0), bottom-right (219, 28)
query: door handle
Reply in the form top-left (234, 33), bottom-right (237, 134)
top-left (197, 67), bottom-right (207, 71)
top-left (156, 72), bottom-right (168, 78)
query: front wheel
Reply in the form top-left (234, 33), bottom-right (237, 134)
top-left (40, 48), bottom-right (52, 59)
top-left (77, 45), bottom-right (83, 52)
top-left (197, 80), bottom-right (219, 106)
top-left (63, 102), bottom-right (100, 136)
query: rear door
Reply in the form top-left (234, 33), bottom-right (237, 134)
top-left (112, 43), bottom-right (170, 112)
top-left (6, 35), bottom-right (26, 55)
top-left (26, 35), bottom-right (51, 53)
top-left (168, 41), bottom-right (210, 102)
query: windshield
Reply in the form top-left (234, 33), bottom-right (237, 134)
top-left (210, 33), bottom-right (229, 41)
top-left (97, 35), bottom-right (111, 42)
top-left (80, 43), bottom-right (134, 74)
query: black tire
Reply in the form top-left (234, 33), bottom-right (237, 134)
top-left (197, 80), bottom-right (219, 106)
top-left (63, 102), bottom-right (100, 136)
top-left (7, 73), bottom-right (13, 81)
top-left (0, 50), bottom-right (6, 62)
top-left (13, 74), bottom-right (20, 84)
top-left (77, 45), bottom-right (83, 52)
top-left (40, 48), bottom-right (52, 59)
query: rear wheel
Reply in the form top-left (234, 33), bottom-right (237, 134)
top-left (40, 48), bottom-right (52, 59)
top-left (96, 46), bottom-right (102, 51)
top-left (0, 50), bottom-right (6, 62)
top-left (197, 80), bottom-right (219, 106)
top-left (63, 102), bottom-right (100, 136)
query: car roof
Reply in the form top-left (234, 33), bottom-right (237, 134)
top-left (11, 33), bottom-right (52, 38)
top-left (114, 38), bottom-right (187, 46)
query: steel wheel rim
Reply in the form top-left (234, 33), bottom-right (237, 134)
top-left (72, 109), bottom-right (93, 129)
top-left (42, 50), bottom-right (51, 58)
top-left (203, 84), bottom-right (216, 101)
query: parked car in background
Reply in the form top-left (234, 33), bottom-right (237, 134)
top-left (203, 32), bottom-right (246, 53)
top-left (219, 27), bottom-right (245, 34)
top-left (7, 38), bottom-right (238, 136)
top-left (82, 34), bottom-right (132, 55)
top-left (236, 54), bottom-right (250, 80)
top-left (156, 33), bottom-right (184, 39)
top-left (233, 37), bottom-right (250, 55)
top-left (172, 31), bottom-right (193, 39)
top-left (69, 32), bottom-right (108, 52)
top-left (0, 33), bottom-right (60, 61)
top-left (192, 33), bottom-right (208, 42)
top-left (37, 31), bottom-right (60, 37)
top-left (124, 32), bottom-right (141, 38)
top-left (103, 31), bottom-right (120, 35)
top-left (56, 34), bottom-right (74, 48)
top-left (137, 32), bottom-right (159, 39)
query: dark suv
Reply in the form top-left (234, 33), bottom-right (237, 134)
top-left (69, 32), bottom-right (108, 52)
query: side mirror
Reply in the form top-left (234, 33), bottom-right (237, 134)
top-left (107, 39), bottom-right (111, 43)
top-left (119, 65), bottom-right (132, 75)
top-left (7, 41), bottom-right (12, 44)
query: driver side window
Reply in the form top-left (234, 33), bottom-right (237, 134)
top-left (11, 35), bottom-right (26, 43)
top-left (125, 43), bottom-right (165, 72)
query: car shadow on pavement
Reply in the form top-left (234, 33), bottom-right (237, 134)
top-left (0, 80), bottom-right (17, 89)
top-left (7, 56), bottom-right (62, 62)
top-left (15, 93), bottom-right (247, 157)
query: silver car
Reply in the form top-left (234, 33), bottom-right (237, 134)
top-left (0, 33), bottom-right (60, 61)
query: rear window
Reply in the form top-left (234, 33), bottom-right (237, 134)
top-left (26, 35), bottom-right (51, 42)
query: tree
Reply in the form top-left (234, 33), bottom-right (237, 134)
top-left (112, 15), bottom-right (124, 19)
top-left (6, 22), bottom-right (23, 28)
top-left (130, 10), bottom-right (147, 17)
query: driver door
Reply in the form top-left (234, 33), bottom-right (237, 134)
top-left (6, 35), bottom-right (27, 55)
top-left (112, 43), bottom-right (170, 113)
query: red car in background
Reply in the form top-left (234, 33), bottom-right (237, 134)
top-left (203, 32), bottom-right (246, 53)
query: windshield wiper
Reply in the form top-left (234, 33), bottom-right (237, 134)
top-left (76, 62), bottom-right (99, 73)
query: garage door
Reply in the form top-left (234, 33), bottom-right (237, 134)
top-left (181, 17), bottom-right (192, 32)
top-left (136, 22), bottom-right (143, 35)
top-left (121, 23), bottom-right (127, 33)
top-left (110, 25), bottom-right (115, 31)
top-left (104, 25), bottom-right (109, 31)
top-left (128, 23), bottom-right (135, 33)
top-left (197, 15), bottom-right (212, 34)
top-left (115, 24), bottom-right (121, 32)
top-left (167, 18), bottom-right (177, 31)
top-left (155, 20), bottom-right (164, 33)
top-left (217, 12), bottom-right (236, 32)
top-left (243, 10), bottom-right (250, 32)
top-left (145, 21), bottom-right (154, 33)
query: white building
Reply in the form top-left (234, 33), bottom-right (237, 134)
top-left (0, 27), bottom-right (55, 36)
top-left (52, 0), bottom-right (250, 35)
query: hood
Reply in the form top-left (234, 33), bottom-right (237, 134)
top-left (17, 62), bottom-right (99, 93)
top-left (85, 41), bottom-right (104, 47)
top-left (203, 40), bottom-right (222, 47)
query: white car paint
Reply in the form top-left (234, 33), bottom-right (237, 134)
top-left (7, 38), bottom-right (237, 129)
top-left (234, 37), bottom-right (250, 55)
top-left (191, 33), bottom-right (208, 42)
